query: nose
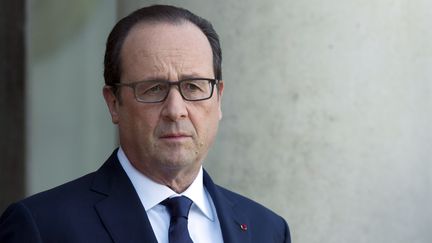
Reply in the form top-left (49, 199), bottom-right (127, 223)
top-left (161, 87), bottom-right (188, 121)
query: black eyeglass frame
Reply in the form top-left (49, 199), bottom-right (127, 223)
top-left (111, 78), bottom-right (220, 103)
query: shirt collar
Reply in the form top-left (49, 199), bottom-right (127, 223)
top-left (117, 147), bottom-right (214, 221)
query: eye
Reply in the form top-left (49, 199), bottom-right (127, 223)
top-left (181, 80), bottom-right (208, 93)
top-left (136, 82), bottom-right (168, 96)
top-left (185, 82), bottom-right (201, 91)
top-left (147, 84), bottom-right (164, 93)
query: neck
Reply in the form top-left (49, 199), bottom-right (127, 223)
top-left (119, 146), bottom-right (202, 193)
top-left (130, 159), bottom-right (201, 193)
top-left (146, 166), bottom-right (200, 193)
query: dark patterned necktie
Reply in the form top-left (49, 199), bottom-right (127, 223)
top-left (162, 196), bottom-right (194, 243)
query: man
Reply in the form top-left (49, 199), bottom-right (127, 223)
top-left (0, 5), bottom-right (290, 243)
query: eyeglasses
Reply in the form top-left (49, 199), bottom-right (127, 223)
top-left (112, 78), bottom-right (219, 103)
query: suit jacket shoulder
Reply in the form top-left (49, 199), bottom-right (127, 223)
top-left (0, 150), bottom-right (156, 243)
top-left (203, 170), bottom-right (291, 243)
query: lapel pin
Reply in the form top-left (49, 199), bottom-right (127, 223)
top-left (240, 224), bottom-right (248, 231)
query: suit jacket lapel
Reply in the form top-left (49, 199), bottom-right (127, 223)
top-left (91, 150), bottom-right (158, 243)
top-left (203, 170), bottom-right (251, 243)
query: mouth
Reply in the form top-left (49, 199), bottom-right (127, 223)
top-left (159, 133), bottom-right (192, 141)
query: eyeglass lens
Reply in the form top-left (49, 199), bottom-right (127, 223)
top-left (135, 79), bottom-right (213, 102)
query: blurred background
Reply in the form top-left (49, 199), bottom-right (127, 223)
top-left (1, 0), bottom-right (431, 242)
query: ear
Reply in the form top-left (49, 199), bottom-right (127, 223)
top-left (103, 85), bottom-right (120, 124)
top-left (217, 80), bottom-right (224, 120)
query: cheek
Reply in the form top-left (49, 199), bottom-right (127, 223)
top-left (191, 103), bottom-right (221, 137)
top-left (118, 104), bottom-right (160, 138)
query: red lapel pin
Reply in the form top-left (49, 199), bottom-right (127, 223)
top-left (240, 224), bottom-right (248, 231)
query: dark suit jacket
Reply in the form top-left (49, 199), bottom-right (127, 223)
top-left (0, 150), bottom-right (290, 243)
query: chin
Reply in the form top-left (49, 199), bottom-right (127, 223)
top-left (158, 153), bottom-right (198, 170)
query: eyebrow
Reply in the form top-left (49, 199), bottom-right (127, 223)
top-left (179, 73), bottom-right (210, 80)
top-left (141, 73), bottom-right (212, 81)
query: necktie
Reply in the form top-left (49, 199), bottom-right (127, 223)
top-left (162, 196), bottom-right (194, 243)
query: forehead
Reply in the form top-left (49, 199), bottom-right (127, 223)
top-left (120, 21), bottom-right (213, 80)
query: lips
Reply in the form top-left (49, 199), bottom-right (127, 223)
top-left (159, 133), bottom-right (192, 139)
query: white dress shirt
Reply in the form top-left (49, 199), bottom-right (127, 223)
top-left (117, 148), bottom-right (224, 243)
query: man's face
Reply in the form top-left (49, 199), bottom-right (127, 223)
top-left (103, 22), bottom-right (223, 180)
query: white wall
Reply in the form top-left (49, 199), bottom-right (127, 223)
top-left (120, 1), bottom-right (432, 242)
top-left (27, 0), bottom-right (117, 194)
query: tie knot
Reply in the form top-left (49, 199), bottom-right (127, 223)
top-left (162, 196), bottom-right (193, 219)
